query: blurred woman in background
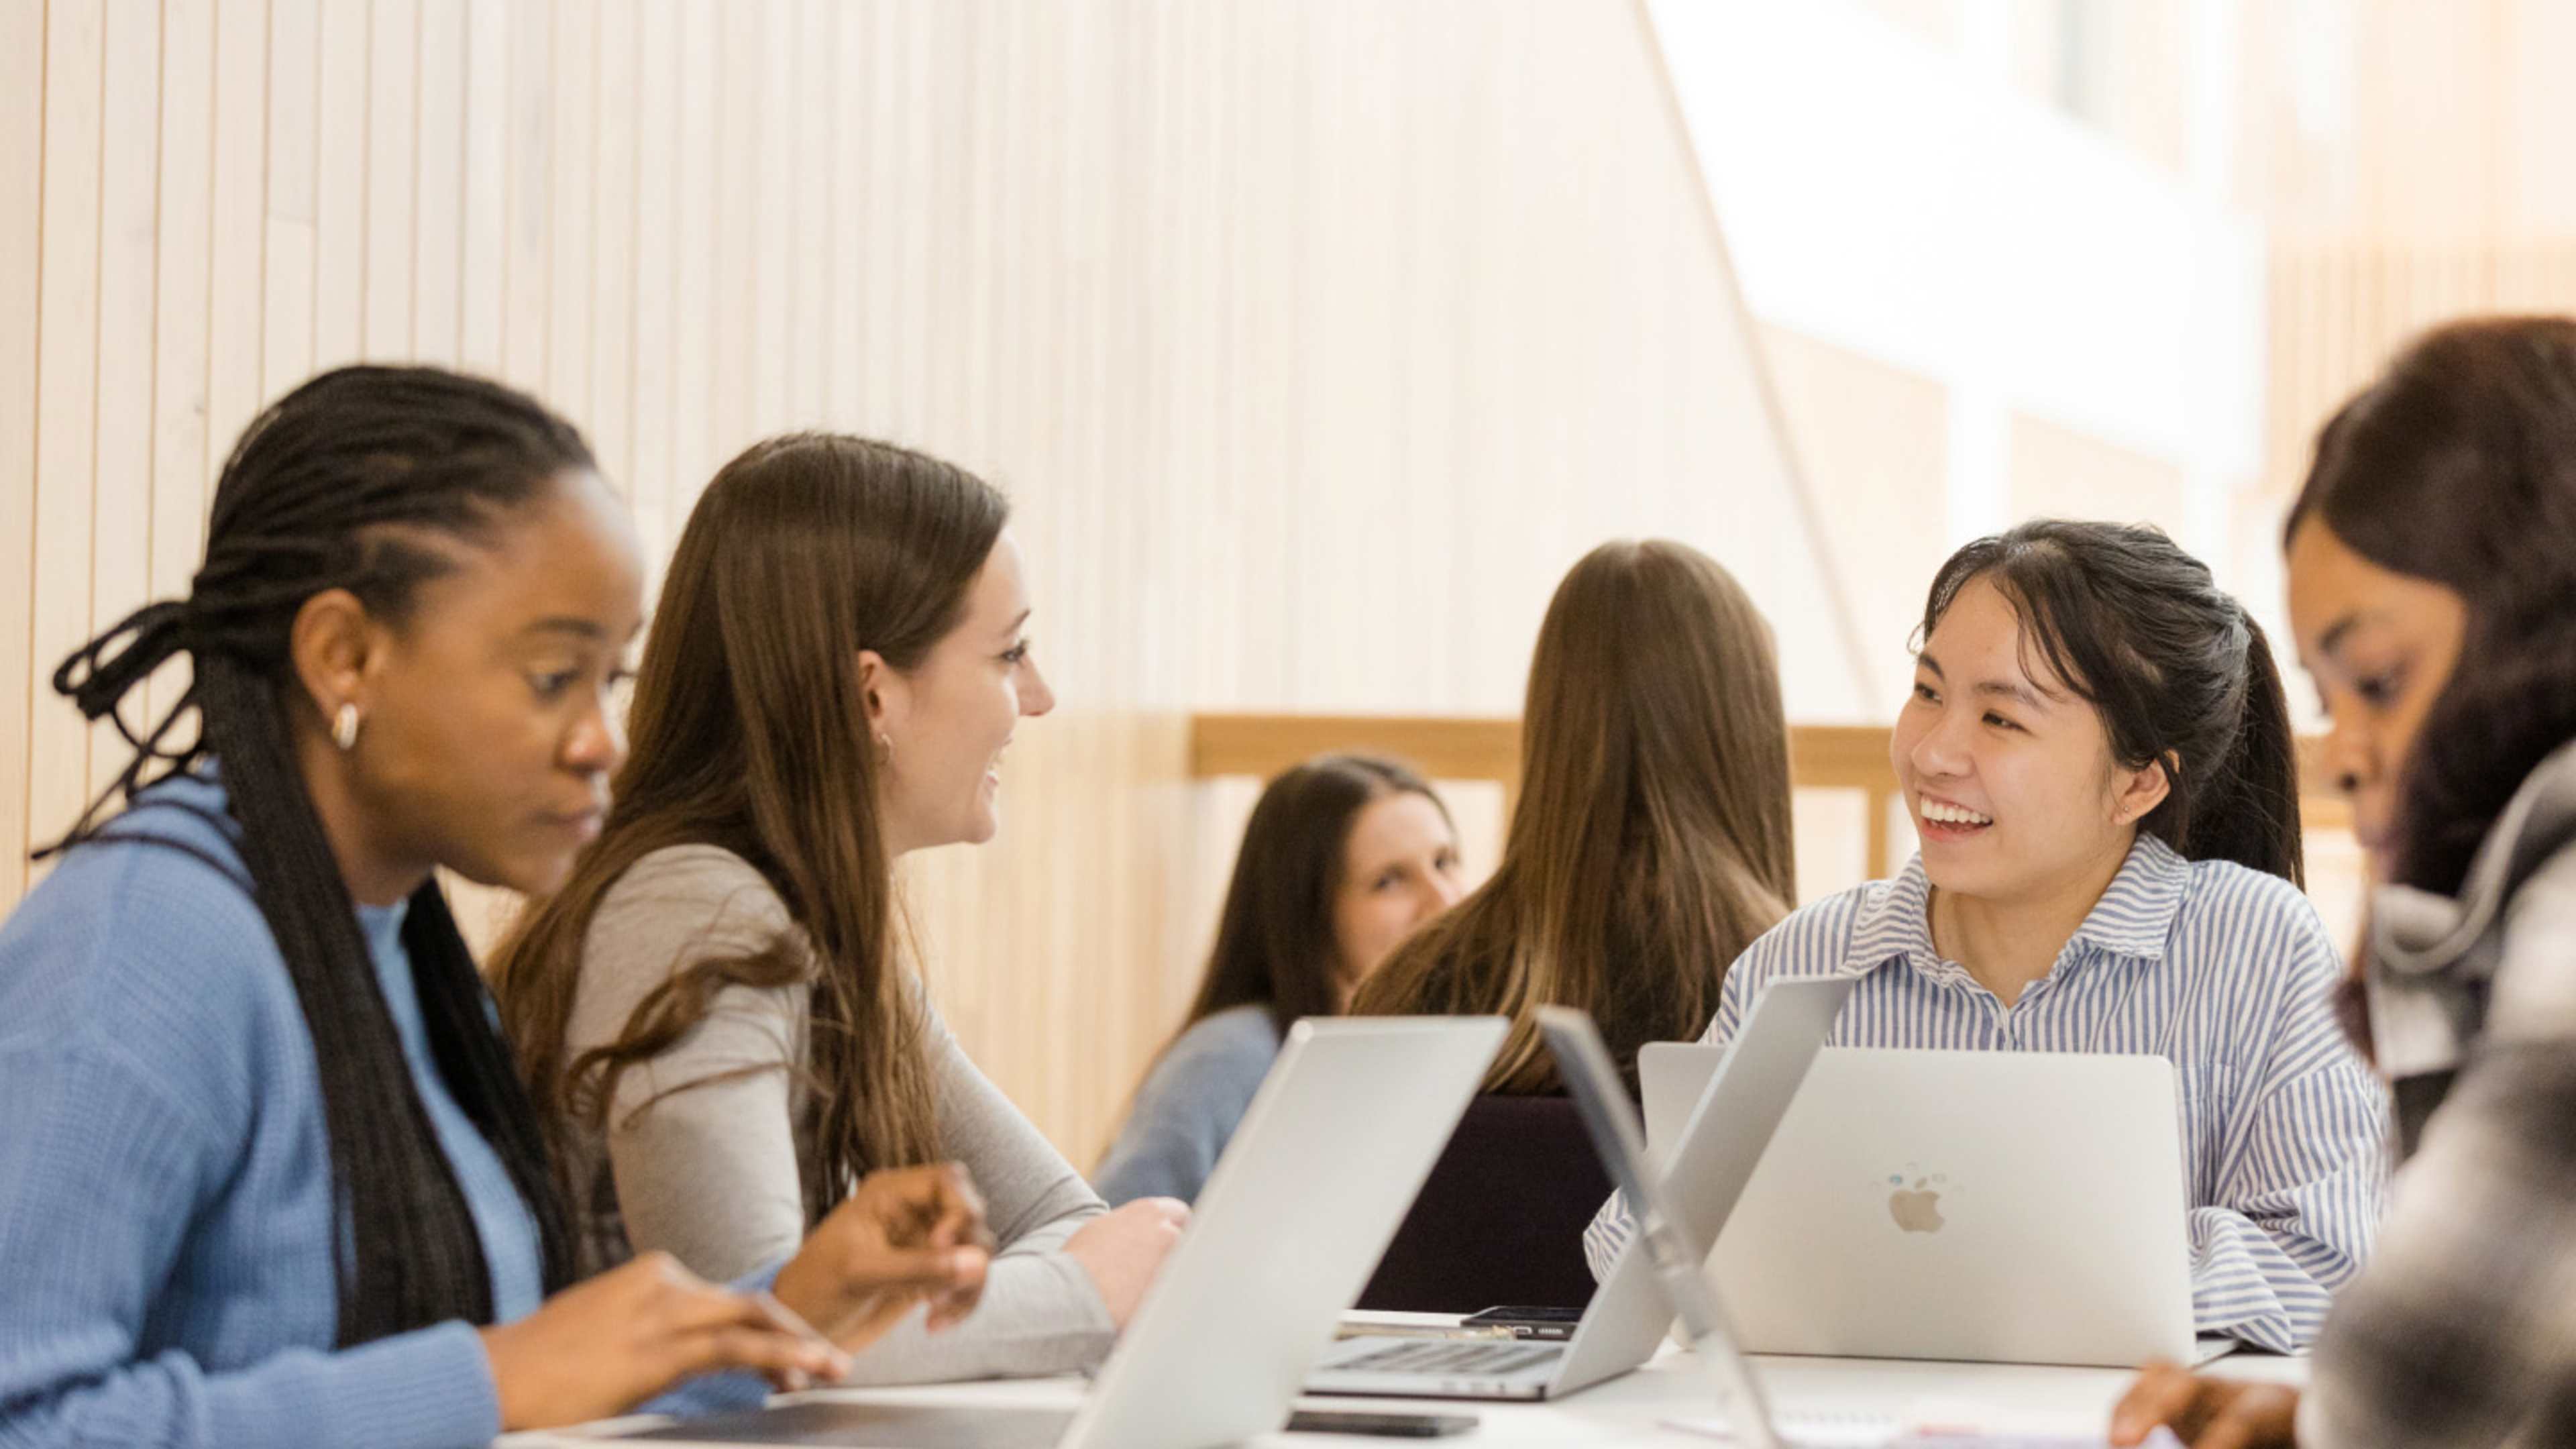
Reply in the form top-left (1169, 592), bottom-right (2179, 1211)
top-left (1093, 753), bottom-right (1466, 1206)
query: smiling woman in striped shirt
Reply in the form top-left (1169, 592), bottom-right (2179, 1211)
top-left (1587, 519), bottom-right (2390, 1353)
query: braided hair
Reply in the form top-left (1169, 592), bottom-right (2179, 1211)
top-left (43, 364), bottom-right (587, 1344)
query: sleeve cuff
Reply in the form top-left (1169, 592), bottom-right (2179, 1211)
top-left (260, 1320), bottom-right (501, 1449)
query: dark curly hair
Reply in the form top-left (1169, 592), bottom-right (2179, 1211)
top-left (2286, 316), bottom-right (2576, 897)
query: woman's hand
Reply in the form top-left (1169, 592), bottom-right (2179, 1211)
top-left (771, 1162), bottom-right (995, 1348)
top-left (478, 1251), bottom-right (853, 1432)
top-left (2112, 1361), bottom-right (2300, 1448)
top-left (1063, 1195), bottom-right (1189, 1328)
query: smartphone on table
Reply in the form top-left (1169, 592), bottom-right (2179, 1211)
top-left (1284, 1409), bottom-right (1478, 1437)
top-left (1457, 1303), bottom-right (1585, 1340)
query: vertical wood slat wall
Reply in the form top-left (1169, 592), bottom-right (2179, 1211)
top-left (2263, 237), bottom-right (2576, 502)
top-left (1, 0), bottom-right (1859, 1161)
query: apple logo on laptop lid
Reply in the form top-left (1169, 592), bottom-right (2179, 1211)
top-left (1885, 1169), bottom-right (1949, 1234)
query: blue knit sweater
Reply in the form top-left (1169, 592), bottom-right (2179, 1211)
top-left (0, 773), bottom-right (767, 1448)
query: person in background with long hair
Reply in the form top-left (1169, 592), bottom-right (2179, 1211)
top-left (1344, 538), bottom-right (1798, 1310)
top-left (1353, 538), bottom-right (1797, 1093)
top-left (1588, 519), bottom-right (2388, 1353)
top-left (1094, 754), bottom-right (1466, 1205)
top-left (2116, 318), bottom-right (2576, 1446)
top-left (0, 368), bottom-right (989, 1449)
top-left (494, 433), bottom-right (1183, 1387)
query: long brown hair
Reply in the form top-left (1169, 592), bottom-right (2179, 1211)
top-left (1351, 539), bottom-right (1794, 1092)
top-left (493, 433), bottom-right (1007, 1225)
top-left (1183, 753), bottom-right (1452, 1036)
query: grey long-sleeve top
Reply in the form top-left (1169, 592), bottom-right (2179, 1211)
top-left (561, 844), bottom-right (1114, 1383)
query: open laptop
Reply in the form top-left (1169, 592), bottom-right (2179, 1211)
top-left (617, 1015), bottom-right (1508, 1449)
top-left (1304, 977), bottom-right (1854, 1401)
top-left (1547, 1008), bottom-right (2190, 1449)
top-left (1642, 1044), bottom-right (2234, 1369)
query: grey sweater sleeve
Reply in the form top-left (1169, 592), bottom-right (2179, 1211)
top-left (837, 1006), bottom-right (1115, 1383)
top-left (575, 845), bottom-right (1114, 1383)
top-left (578, 847), bottom-right (810, 1284)
top-left (1091, 1006), bottom-right (1283, 1206)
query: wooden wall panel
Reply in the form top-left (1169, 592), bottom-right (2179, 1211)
top-left (2263, 237), bottom-right (2576, 506)
top-left (1756, 324), bottom-right (1950, 675)
top-left (29, 0), bottom-right (104, 871)
top-left (1, 0), bottom-right (51, 904)
top-left (5, 0), bottom-right (1870, 1162)
top-left (148, 0), bottom-right (215, 736)
top-left (264, 0), bottom-right (319, 398)
top-left (89, 1), bottom-right (160, 807)
top-left (2009, 413), bottom-right (2191, 540)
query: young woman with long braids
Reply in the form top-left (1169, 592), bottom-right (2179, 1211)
top-left (0, 366), bottom-right (989, 1449)
top-left (1587, 520), bottom-right (2391, 1353)
top-left (494, 433), bottom-right (1185, 1385)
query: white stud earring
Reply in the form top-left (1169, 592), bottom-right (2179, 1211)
top-left (333, 703), bottom-right (362, 752)
top-left (874, 733), bottom-right (894, 765)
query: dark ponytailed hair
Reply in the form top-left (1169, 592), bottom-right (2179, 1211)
top-left (1182, 753), bottom-right (1451, 1036)
top-left (2288, 317), bottom-right (2576, 898)
top-left (44, 364), bottom-right (587, 1344)
top-left (1921, 519), bottom-right (2304, 886)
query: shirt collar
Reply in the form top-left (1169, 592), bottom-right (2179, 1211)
top-left (1844, 833), bottom-right (2190, 978)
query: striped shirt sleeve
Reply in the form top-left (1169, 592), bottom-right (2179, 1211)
top-left (2179, 888), bottom-right (2389, 1351)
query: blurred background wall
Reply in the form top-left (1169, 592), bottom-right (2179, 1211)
top-left (5, 0), bottom-right (2571, 1161)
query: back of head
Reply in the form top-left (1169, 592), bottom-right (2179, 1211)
top-left (496, 433), bottom-right (1006, 1216)
top-left (2288, 316), bottom-right (2576, 896)
top-left (50, 363), bottom-right (594, 1344)
top-left (1921, 519), bottom-right (2303, 886)
top-left (1354, 539), bottom-right (1795, 1091)
top-left (1185, 753), bottom-right (1447, 1035)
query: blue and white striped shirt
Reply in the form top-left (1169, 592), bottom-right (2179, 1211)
top-left (1581, 833), bottom-right (2391, 1352)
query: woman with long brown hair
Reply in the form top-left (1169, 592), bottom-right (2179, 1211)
top-left (1094, 753), bottom-right (1466, 1205)
top-left (1350, 537), bottom-right (1796, 1093)
top-left (492, 433), bottom-right (1183, 1387)
top-left (1342, 539), bottom-right (1794, 1309)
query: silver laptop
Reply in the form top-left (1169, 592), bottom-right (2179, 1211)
top-left (1550, 1009), bottom-right (2190, 1449)
top-left (1305, 977), bottom-right (1854, 1401)
top-left (619, 1015), bottom-right (1508, 1449)
top-left (1642, 1044), bottom-right (2234, 1369)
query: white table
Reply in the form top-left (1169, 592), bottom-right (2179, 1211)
top-left (511, 1336), bottom-right (2308, 1446)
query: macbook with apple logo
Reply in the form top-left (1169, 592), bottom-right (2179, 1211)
top-left (1640, 1045), bottom-right (2237, 1368)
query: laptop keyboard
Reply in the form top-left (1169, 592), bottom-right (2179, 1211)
top-left (1333, 1340), bottom-right (1562, 1376)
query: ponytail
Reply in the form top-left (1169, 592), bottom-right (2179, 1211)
top-left (2173, 613), bottom-right (2304, 887)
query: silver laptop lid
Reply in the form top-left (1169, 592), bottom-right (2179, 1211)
top-left (1063, 1015), bottom-right (1507, 1449)
top-left (1538, 1006), bottom-right (1790, 1449)
top-left (1544, 976), bottom-right (1854, 1397)
top-left (1705, 1046), bottom-right (2197, 1368)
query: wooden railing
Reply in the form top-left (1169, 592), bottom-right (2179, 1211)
top-left (1190, 714), bottom-right (2353, 881)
